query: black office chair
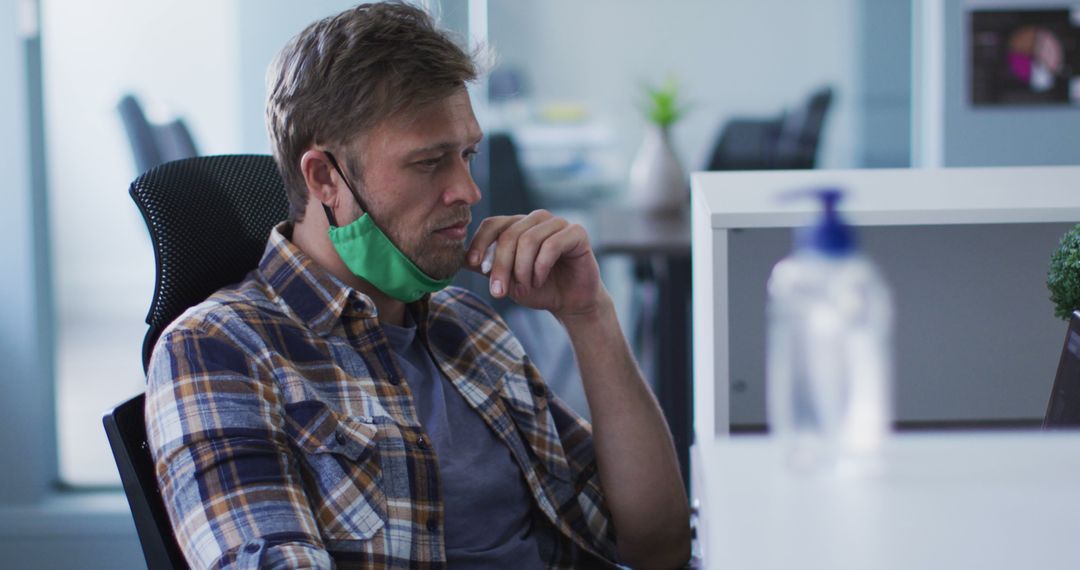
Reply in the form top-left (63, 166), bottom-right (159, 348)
top-left (487, 132), bottom-right (539, 216)
top-left (706, 86), bottom-right (833, 171)
top-left (774, 86), bottom-right (833, 169)
top-left (705, 116), bottom-right (784, 171)
top-left (103, 155), bottom-right (289, 569)
top-left (117, 94), bottom-right (200, 176)
top-left (103, 393), bottom-right (187, 570)
top-left (1045, 310), bottom-right (1080, 428)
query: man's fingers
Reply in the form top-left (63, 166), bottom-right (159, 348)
top-left (533, 223), bottom-right (589, 287)
top-left (467, 215), bottom-right (520, 269)
top-left (513, 217), bottom-right (567, 289)
top-left (466, 210), bottom-right (582, 299)
top-left (487, 210), bottom-right (552, 297)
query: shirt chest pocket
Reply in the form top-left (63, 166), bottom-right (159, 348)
top-left (284, 401), bottom-right (387, 541)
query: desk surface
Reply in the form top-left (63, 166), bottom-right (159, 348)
top-left (590, 207), bottom-right (690, 257)
top-left (694, 432), bottom-right (1080, 569)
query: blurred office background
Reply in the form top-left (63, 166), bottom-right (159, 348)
top-left (3, 0), bottom-right (1080, 567)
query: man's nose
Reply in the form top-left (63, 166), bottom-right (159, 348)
top-left (443, 160), bottom-right (482, 206)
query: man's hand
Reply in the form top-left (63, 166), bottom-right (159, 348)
top-left (466, 210), bottom-right (604, 319)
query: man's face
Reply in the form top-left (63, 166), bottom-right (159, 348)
top-left (344, 88), bottom-right (483, 280)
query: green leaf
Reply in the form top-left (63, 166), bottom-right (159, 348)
top-left (1047, 224), bottom-right (1080, 319)
top-left (641, 77), bottom-right (686, 127)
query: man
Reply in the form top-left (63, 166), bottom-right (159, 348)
top-left (145, 3), bottom-right (690, 568)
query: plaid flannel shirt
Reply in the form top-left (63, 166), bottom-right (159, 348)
top-left (145, 223), bottom-right (619, 569)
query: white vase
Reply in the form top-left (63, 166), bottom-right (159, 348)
top-left (628, 124), bottom-right (686, 211)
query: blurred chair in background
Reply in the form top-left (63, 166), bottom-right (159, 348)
top-left (487, 134), bottom-right (539, 238)
top-left (705, 116), bottom-right (782, 171)
top-left (117, 94), bottom-right (199, 176)
top-left (774, 86), bottom-right (833, 169)
top-left (706, 85), bottom-right (833, 171)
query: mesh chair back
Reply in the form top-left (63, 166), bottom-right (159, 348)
top-left (129, 155), bottom-right (289, 371)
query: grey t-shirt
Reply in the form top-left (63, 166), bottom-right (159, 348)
top-left (382, 313), bottom-right (547, 569)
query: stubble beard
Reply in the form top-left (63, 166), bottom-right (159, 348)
top-left (386, 208), bottom-right (471, 281)
top-left (412, 239), bottom-right (467, 280)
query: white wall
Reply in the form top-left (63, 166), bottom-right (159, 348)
top-left (233, 1), bottom-right (467, 155)
top-left (489, 0), bottom-right (860, 175)
top-left (42, 0), bottom-right (241, 323)
top-left (235, 0), bottom-right (364, 154)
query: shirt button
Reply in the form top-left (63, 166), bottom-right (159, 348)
top-left (531, 383), bottom-right (545, 397)
top-left (335, 432), bottom-right (347, 445)
top-left (426, 518), bottom-right (438, 533)
top-left (416, 436), bottom-right (428, 450)
top-left (244, 543), bottom-right (260, 554)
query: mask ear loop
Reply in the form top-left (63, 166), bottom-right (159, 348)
top-left (322, 150), bottom-right (370, 228)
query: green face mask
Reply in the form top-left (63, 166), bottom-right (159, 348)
top-left (323, 152), bottom-right (453, 303)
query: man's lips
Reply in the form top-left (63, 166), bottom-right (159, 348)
top-left (434, 220), bottom-right (469, 239)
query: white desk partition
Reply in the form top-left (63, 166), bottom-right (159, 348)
top-left (690, 167), bottom-right (1080, 568)
top-left (690, 166), bottom-right (1080, 443)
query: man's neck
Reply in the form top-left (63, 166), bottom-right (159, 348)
top-left (291, 216), bottom-right (407, 327)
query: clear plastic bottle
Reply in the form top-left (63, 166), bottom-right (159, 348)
top-left (766, 189), bottom-right (893, 474)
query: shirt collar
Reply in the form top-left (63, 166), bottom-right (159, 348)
top-left (258, 222), bottom-right (375, 335)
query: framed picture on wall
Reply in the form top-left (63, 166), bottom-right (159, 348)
top-left (970, 8), bottom-right (1080, 105)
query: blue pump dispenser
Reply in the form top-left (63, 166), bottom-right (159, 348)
top-left (795, 188), bottom-right (854, 255)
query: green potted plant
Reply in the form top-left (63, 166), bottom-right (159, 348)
top-left (628, 78), bottom-right (688, 211)
top-left (644, 79), bottom-right (685, 128)
top-left (1047, 224), bottom-right (1080, 319)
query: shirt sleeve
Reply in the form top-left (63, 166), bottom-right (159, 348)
top-left (145, 322), bottom-right (331, 570)
top-left (543, 380), bottom-right (620, 565)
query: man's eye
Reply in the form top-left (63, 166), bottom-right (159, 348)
top-left (416, 157), bottom-right (441, 169)
top-left (464, 149), bottom-right (479, 163)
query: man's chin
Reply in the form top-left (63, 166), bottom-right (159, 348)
top-left (423, 264), bottom-right (461, 281)
top-left (415, 248), bottom-right (466, 281)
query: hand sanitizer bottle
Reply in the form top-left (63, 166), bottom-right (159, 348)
top-left (766, 189), bottom-right (893, 474)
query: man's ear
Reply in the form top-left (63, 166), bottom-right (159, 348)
top-left (300, 149), bottom-right (341, 207)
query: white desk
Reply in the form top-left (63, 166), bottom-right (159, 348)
top-left (693, 432), bottom-right (1080, 569)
